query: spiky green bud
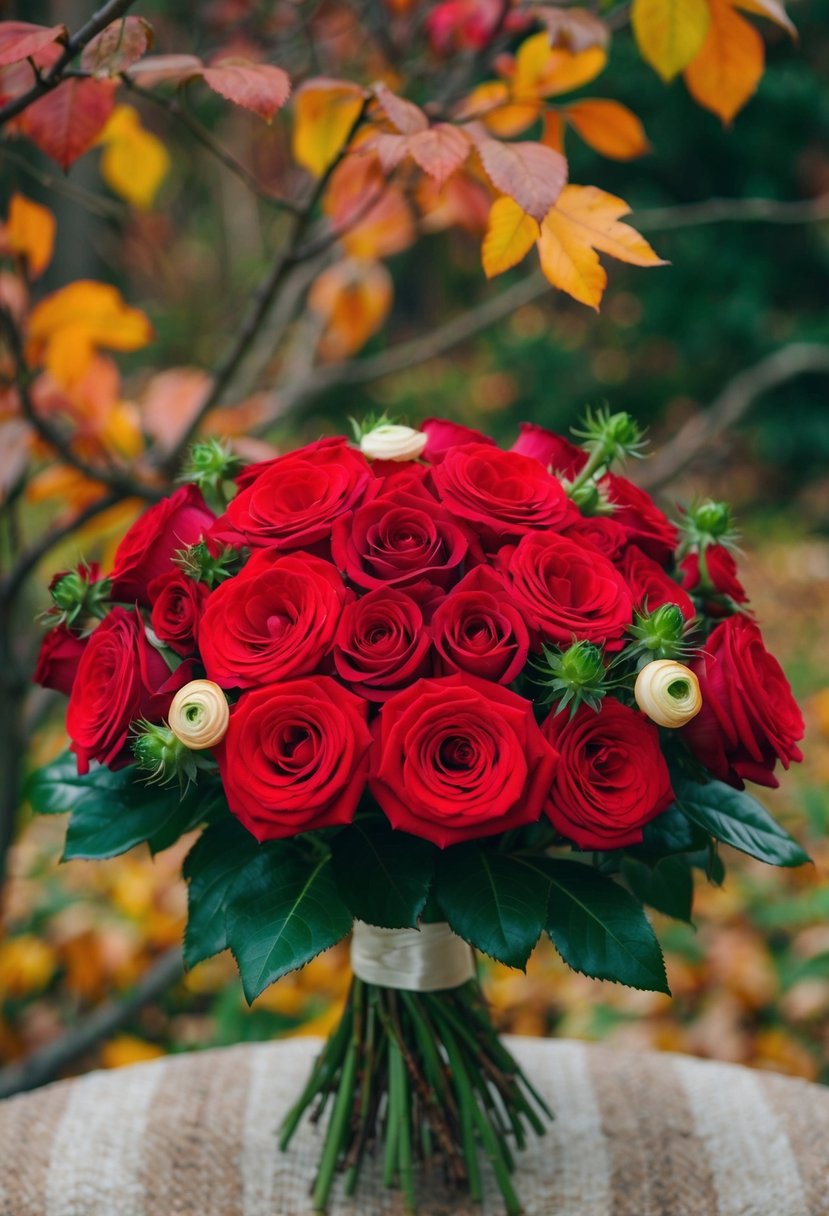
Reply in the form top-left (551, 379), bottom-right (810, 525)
top-left (533, 640), bottom-right (607, 717)
top-left (627, 603), bottom-right (695, 663)
top-left (179, 438), bottom-right (243, 511)
top-left (677, 499), bottom-right (739, 559)
top-left (131, 721), bottom-right (200, 790)
top-left (174, 541), bottom-right (246, 588)
top-left (47, 564), bottom-right (111, 630)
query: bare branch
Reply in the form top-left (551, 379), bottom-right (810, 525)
top-left (636, 193), bottom-right (829, 232)
top-left (0, 947), bottom-right (183, 1099)
top-left (639, 344), bottom-right (829, 491)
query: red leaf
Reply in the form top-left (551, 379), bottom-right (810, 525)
top-left (407, 124), bottom-right (471, 186)
top-left (201, 59), bottom-right (290, 121)
top-left (124, 54), bottom-right (203, 85)
top-left (22, 78), bottom-right (116, 170)
top-left (80, 16), bottom-right (154, 78)
top-left (372, 81), bottom-right (428, 134)
top-left (475, 138), bottom-right (568, 221)
top-left (0, 21), bottom-right (66, 68)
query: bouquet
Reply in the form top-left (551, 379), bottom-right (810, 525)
top-left (29, 409), bottom-right (807, 1214)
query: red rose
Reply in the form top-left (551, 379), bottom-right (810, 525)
top-left (215, 676), bottom-right (372, 841)
top-left (683, 615), bottom-right (804, 788)
top-left (431, 566), bottom-right (529, 683)
top-left (560, 514), bottom-right (629, 562)
top-left (198, 550), bottom-right (348, 689)
top-left (370, 674), bottom-right (559, 847)
top-left (66, 607), bottom-right (192, 774)
top-left (432, 443), bottom-right (573, 548)
top-left (541, 699), bottom-right (673, 849)
top-left (34, 624), bottom-right (88, 697)
top-left (333, 588), bottom-right (432, 701)
top-left (499, 532), bottom-right (633, 649)
top-left (621, 546), bottom-right (695, 620)
top-left (600, 474), bottom-right (678, 563)
top-left (211, 437), bottom-right (372, 552)
top-left (421, 418), bottom-right (494, 463)
top-left (331, 487), bottom-right (468, 591)
top-left (510, 423), bottom-right (586, 478)
top-left (370, 460), bottom-right (432, 494)
top-left (110, 485), bottom-right (214, 606)
top-left (680, 545), bottom-right (747, 612)
top-left (149, 570), bottom-right (210, 656)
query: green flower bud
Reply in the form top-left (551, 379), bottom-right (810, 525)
top-left (174, 541), bottom-right (246, 587)
top-left (131, 721), bottom-right (199, 789)
top-left (48, 564), bottom-right (111, 630)
top-left (628, 603), bottom-right (694, 662)
top-left (534, 640), bottom-right (607, 717)
top-left (572, 406), bottom-right (648, 466)
top-left (677, 499), bottom-right (739, 561)
top-left (179, 439), bottom-right (243, 511)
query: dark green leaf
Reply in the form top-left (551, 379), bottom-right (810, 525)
top-left (540, 858), bottom-right (670, 993)
top-left (25, 751), bottom-right (124, 817)
top-left (675, 777), bottom-right (810, 868)
top-left (621, 856), bottom-right (694, 923)
top-left (226, 846), bottom-right (352, 1003)
top-left (435, 845), bottom-right (549, 970)
top-left (331, 818), bottom-right (436, 929)
top-left (635, 802), bottom-right (707, 858)
top-left (183, 819), bottom-right (259, 968)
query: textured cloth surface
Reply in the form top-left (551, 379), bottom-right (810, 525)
top-left (1, 1037), bottom-right (827, 1215)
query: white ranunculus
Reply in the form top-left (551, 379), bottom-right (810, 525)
top-left (168, 679), bottom-right (230, 749)
top-left (634, 659), bottom-right (702, 729)
top-left (360, 424), bottom-right (427, 462)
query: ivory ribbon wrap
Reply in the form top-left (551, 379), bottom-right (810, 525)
top-left (350, 921), bottom-right (475, 992)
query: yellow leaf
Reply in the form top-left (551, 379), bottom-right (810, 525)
top-left (309, 259), bottom-right (393, 359)
top-left (565, 99), bottom-right (651, 160)
top-left (731, 0), bottom-right (796, 38)
top-left (6, 192), bottom-right (55, 277)
top-left (97, 104), bottom-right (170, 209)
top-left (102, 1035), bottom-right (165, 1069)
top-left (513, 33), bottom-right (607, 99)
top-left (293, 78), bottom-right (364, 177)
top-left (27, 280), bottom-right (153, 388)
top-left (684, 0), bottom-right (764, 123)
top-left (632, 0), bottom-right (711, 81)
top-left (538, 185), bottom-right (666, 309)
top-left (482, 197), bottom-right (539, 278)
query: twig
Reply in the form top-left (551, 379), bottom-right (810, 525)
top-left (639, 343), bottom-right (829, 490)
top-left (0, 948), bottom-right (183, 1099)
top-left (0, 0), bottom-right (138, 127)
top-left (635, 193), bottom-right (829, 232)
top-left (0, 146), bottom-right (127, 221)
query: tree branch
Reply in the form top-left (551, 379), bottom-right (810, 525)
top-left (635, 193), bottom-right (829, 232)
top-left (639, 344), bottom-right (829, 491)
top-left (0, 0), bottom-right (139, 128)
top-left (0, 947), bottom-right (183, 1099)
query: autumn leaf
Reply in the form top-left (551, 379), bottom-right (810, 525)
top-left (536, 8), bottom-right (610, 53)
top-left (370, 123), bottom-right (471, 186)
top-left (512, 35), bottom-right (608, 100)
top-left (27, 281), bottom-right (153, 388)
top-left (97, 105), bottom-right (171, 209)
top-left (140, 367), bottom-right (212, 454)
top-left (732, 0), bottom-right (796, 37)
top-left (324, 154), bottom-right (416, 259)
top-left (418, 173), bottom-right (491, 235)
top-left (201, 59), bottom-right (291, 122)
top-left (475, 137), bottom-right (567, 222)
top-left (124, 53), bottom-right (204, 85)
top-left (684, 0), bottom-right (764, 123)
top-left (309, 259), bottom-right (393, 360)
top-left (293, 78), bottom-right (365, 177)
top-left (538, 185), bottom-right (666, 309)
top-left (372, 82), bottom-right (428, 134)
top-left (632, 0), bottom-right (711, 82)
top-left (5, 193), bottom-right (55, 278)
top-left (482, 197), bottom-right (539, 278)
top-left (565, 99), bottom-right (651, 160)
top-left (80, 16), bottom-right (153, 77)
top-left (0, 20), bottom-right (66, 68)
top-left (21, 78), bottom-right (116, 171)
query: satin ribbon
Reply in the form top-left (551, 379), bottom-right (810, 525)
top-left (350, 920), bottom-right (476, 992)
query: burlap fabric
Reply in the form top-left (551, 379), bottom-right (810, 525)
top-left (1, 1037), bottom-right (827, 1215)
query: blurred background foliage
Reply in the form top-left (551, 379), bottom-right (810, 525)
top-left (2, 0), bottom-right (829, 1087)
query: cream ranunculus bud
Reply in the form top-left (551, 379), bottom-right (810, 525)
top-left (168, 679), bottom-right (230, 749)
top-left (359, 424), bottom-right (427, 463)
top-left (634, 660), bottom-right (702, 729)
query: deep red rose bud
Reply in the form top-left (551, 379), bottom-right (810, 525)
top-left (34, 624), bottom-right (88, 697)
top-left (215, 676), bottom-right (372, 841)
top-left (560, 513), bottom-right (629, 561)
top-left (420, 418), bottom-right (495, 463)
top-left (110, 485), bottom-right (214, 607)
top-left (680, 545), bottom-right (747, 612)
top-left (149, 569), bottom-right (210, 657)
top-left (431, 566), bottom-right (529, 683)
top-left (370, 674), bottom-right (559, 848)
top-left (542, 699), bottom-right (673, 850)
top-left (621, 546), bottom-right (695, 621)
top-left (600, 474), bottom-right (678, 564)
top-left (198, 549), bottom-right (348, 689)
top-left (333, 588), bottom-right (432, 701)
top-left (684, 615), bottom-right (804, 788)
top-left (510, 423), bottom-right (587, 479)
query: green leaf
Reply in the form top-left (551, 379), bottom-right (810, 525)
top-left (435, 845), bottom-right (549, 970)
top-left (621, 855), bottom-right (694, 923)
top-left (183, 818), bottom-right (259, 968)
top-left (540, 858), bottom-right (670, 993)
top-left (675, 777), bottom-right (810, 868)
top-left (331, 818), bottom-right (436, 929)
top-left (636, 801), bottom-right (707, 857)
top-left (225, 846), bottom-right (352, 1003)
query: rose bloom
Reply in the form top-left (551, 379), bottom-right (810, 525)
top-left (620, 546), bottom-right (695, 620)
top-left (542, 699), bottom-right (673, 849)
top-left (110, 485), bottom-right (214, 606)
top-left (430, 567), bottom-right (529, 683)
top-left (510, 423), bottom-right (586, 478)
top-left (66, 607), bottom-right (192, 773)
top-left (680, 545), bottom-right (747, 611)
top-left (684, 614), bottom-right (804, 788)
top-left (560, 513), bottom-right (629, 562)
top-left (210, 437), bottom-right (372, 552)
top-left (420, 417), bottom-right (494, 463)
top-left (198, 550), bottom-right (348, 689)
top-left (34, 624), bottom-right (88, 697)
top-left (601, 474), bottom-right (678, 564)
top-left (432, 444), bottom-right (573, 548)
top-left (149, 569), bottom-right (211, 656)
top-left (333, 588), bottom-right (432, 701)
top-left (499, 531), bottom-right (633, 650)
top-left (370, 674), bottom-right (559, 848)
top-left (215, 676), bottom-right (372, 841)
top-left (331, 487), bottom-right (468, 591)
